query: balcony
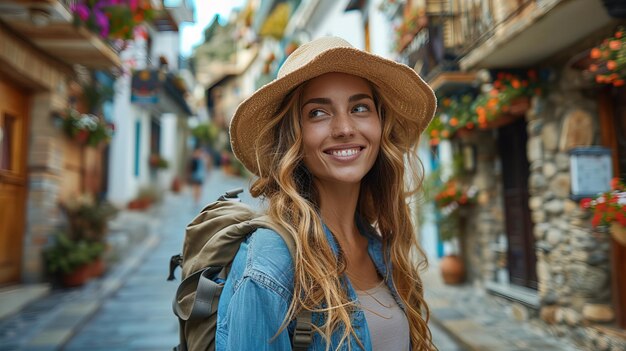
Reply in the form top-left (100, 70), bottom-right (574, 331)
top-left (455, 0), bottom-right (615, 70)
top-left (0, 0), bottom-right (121, 69)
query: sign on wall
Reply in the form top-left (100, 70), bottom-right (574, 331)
top-left (131, 70), bottom-right (164, 104)
top-left (570, 147), bottom-right (613, 200)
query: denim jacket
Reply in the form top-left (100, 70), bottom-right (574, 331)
top-left (215, 218), bottom-right (407, 350)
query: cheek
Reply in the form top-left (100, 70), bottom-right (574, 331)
top-left (366, 120), bottom-right (383, 152)
top-left (301, 125), bottom-right (323, 159)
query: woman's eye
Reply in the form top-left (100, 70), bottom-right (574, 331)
top-left (309, 109), bottom-right (327, 118)
top-left (352, 104), bottom-right (371, 113)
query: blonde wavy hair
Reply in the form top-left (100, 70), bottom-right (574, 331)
top-left (249, 79), bottom-right (434, 351)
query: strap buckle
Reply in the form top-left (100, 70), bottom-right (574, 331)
top-left (292, 310), bottom-right (313, 350)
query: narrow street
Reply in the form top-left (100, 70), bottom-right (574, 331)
top-left (62, 170), bottom-right (464, 351)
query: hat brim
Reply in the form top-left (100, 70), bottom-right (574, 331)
top-left (230, 47), bottom-right (436, 176)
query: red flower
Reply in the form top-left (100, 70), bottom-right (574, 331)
top-left (611, 178), bottom-right (621, 190)
top-left (592, 213), bottom-right (602, 227)
top-left (580, 198), bottom-right (592, 209)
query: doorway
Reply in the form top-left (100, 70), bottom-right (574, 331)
top-left (0, 77), bottom-right (30, 285)
top-left (498, 118), bottom-right (538, 289)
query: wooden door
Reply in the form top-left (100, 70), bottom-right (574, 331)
top-left (601, 87), bottom-right (626, 329)
top-left (0, 78), bottom-right (29, 285)
top-left (498, 118), bottom-right (538, 289)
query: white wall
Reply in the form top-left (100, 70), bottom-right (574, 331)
top-left (158, 113), bottom-right (178, 189)
top-left (107, 34), bottom-right (152, 206)
top-left (307, 0), bottom-right (364, 47)
top-left (108, 73), bottom-right (152, 205)
top-left (369, 0), bottom-right (395, 58)
top-left (151, 31), bottom-right (180, 69)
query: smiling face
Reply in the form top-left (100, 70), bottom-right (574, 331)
top-left (299, 72), bottom-right (382, 188)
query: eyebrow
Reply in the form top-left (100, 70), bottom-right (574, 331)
top-left (302, 93), bottom-right (374, 107)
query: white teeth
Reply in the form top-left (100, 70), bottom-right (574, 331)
top-left (331, 148), bottom-right (359, 157)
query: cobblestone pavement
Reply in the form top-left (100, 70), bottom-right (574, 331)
top-left (422, 266), bottom-right (585, 351)
top-left (0, 170), bottom-right (463, 350)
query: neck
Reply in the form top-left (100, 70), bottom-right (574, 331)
top-left (315, 180), bottom-right (361, 246)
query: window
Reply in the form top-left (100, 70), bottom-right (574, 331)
top-left (0, 113), bottom-right (15, 171)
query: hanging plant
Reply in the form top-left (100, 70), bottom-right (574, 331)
top-left (427, 95), bottom-right (475, 146)
top-left (588, 26), bottom-right (626, 87)
top-left (260, 3), bottom-right (291, 40)
top-left (71, 0), bottom-right (155, 40)
top-left (472, 70), bottom-right (543, 128)
top-left (56, 108), bottom-right (114, 147)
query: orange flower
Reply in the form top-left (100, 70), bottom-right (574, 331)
top-left (590, 48), bottom-right (602, 59)
top-left (442, 98), bottom-right (451, 107)
top-left (489, 89), bottom-right (498, 97)
top-left (488, 98), bottom-right (499, 109)
top-left (589, 64), bottom-right (598, 72)
top-left (609, 40), bottom-right (622, 51)
top-left (617, 31), bottom-right (624, 39)
top-left (607, 60), bottom-right (618, 70)
top-left (596, 75), bottom-right (605, 83)
top-left (449, 117), bottom-right (458, 127)
top-left (476, 106), bottom-right (486, 116)
top-left (430, 138), bottom-right (440, 146)
top-left (511, 79), bottom-right (521, 89)
top-left (465, 122), bottom-right (475, 130)
top-left (430, 130), bottom-right (439, 138)
top-left (477, 115), bottom-right (487, 124)
top-left (614, 79), bottom-right (625, 87)
top-left (441, 130), bottom-right (450, 138)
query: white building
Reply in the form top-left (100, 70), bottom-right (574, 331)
top-left (108, 1), bottom-right (195, 206)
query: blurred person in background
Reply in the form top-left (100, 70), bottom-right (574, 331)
top-left (188, 146), bottom-right (210, 206)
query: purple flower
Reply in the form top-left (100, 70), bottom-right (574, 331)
top-left (94, 10), bottom-right (110, 37)
top-left (71, 3), bottom-right (90, 21)
top-left (129, 0), bottom-right (138, 11)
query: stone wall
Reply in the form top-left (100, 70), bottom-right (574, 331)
top-left (524, 70), bottom-right (625, 350)
top-left (457, 131), bottom-right (505, 284)
top-left (0, 27), bottom-right (70, 283)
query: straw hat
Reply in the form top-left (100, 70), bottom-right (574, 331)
top-left (230, 36), bottom-right (436, 176)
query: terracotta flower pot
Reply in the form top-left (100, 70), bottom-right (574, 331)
top-left (610, 222), bottom-right (626, 246)
top-left (440, 254), bottom-right (465, 285)
top-left (62, 264), bottom-right (92, 287)
top-left (89, 258), bottom-right (106, 278)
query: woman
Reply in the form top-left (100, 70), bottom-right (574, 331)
top-left (189, 146), bottom-right (209, 206)
top-left (217, 37), bottom-right (437, 350)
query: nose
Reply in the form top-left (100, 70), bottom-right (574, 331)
top-left (330, 112), bottom-right (356, 138)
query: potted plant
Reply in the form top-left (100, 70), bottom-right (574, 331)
top-left (149, 153), bottom-right (169, 169)
top-left (43, 233), bottom-right (104, 287)
top-left (433, 178), bottom-right (478, 284)
top-left (57, 108), bottom-right (115, 147)
top-left (70, 0), bottom-right (155, 40)
top-left (580, 177), bottom-right (626, 246)
top-left (60, 196), bottom-right (118, 279)
top-left (587, 26), bottom-right (625, 87)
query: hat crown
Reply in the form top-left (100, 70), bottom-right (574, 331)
top-left (277, 37), bottom-right (353, 79)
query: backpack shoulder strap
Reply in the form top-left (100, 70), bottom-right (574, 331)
top-left (249, 215), bottom-right (296, 258)
top-left (248, 215), bottom-right (313, 350)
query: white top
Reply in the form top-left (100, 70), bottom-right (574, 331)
top-left (356, 281), bottom-right (410, 351)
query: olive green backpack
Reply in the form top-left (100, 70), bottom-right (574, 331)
top-left (168, 189), bottom-right (312, 351)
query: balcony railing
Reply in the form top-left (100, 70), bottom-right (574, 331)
top-left (419, 0), bottom-right (538, 56)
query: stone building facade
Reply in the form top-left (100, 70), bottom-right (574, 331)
top-left (389, 0), bottom-right (626, 349)
top-left (0, 2), bottom-right (121, 285)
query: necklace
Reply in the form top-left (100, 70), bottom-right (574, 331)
top-left (356, 281), bottom-right (393, 309)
